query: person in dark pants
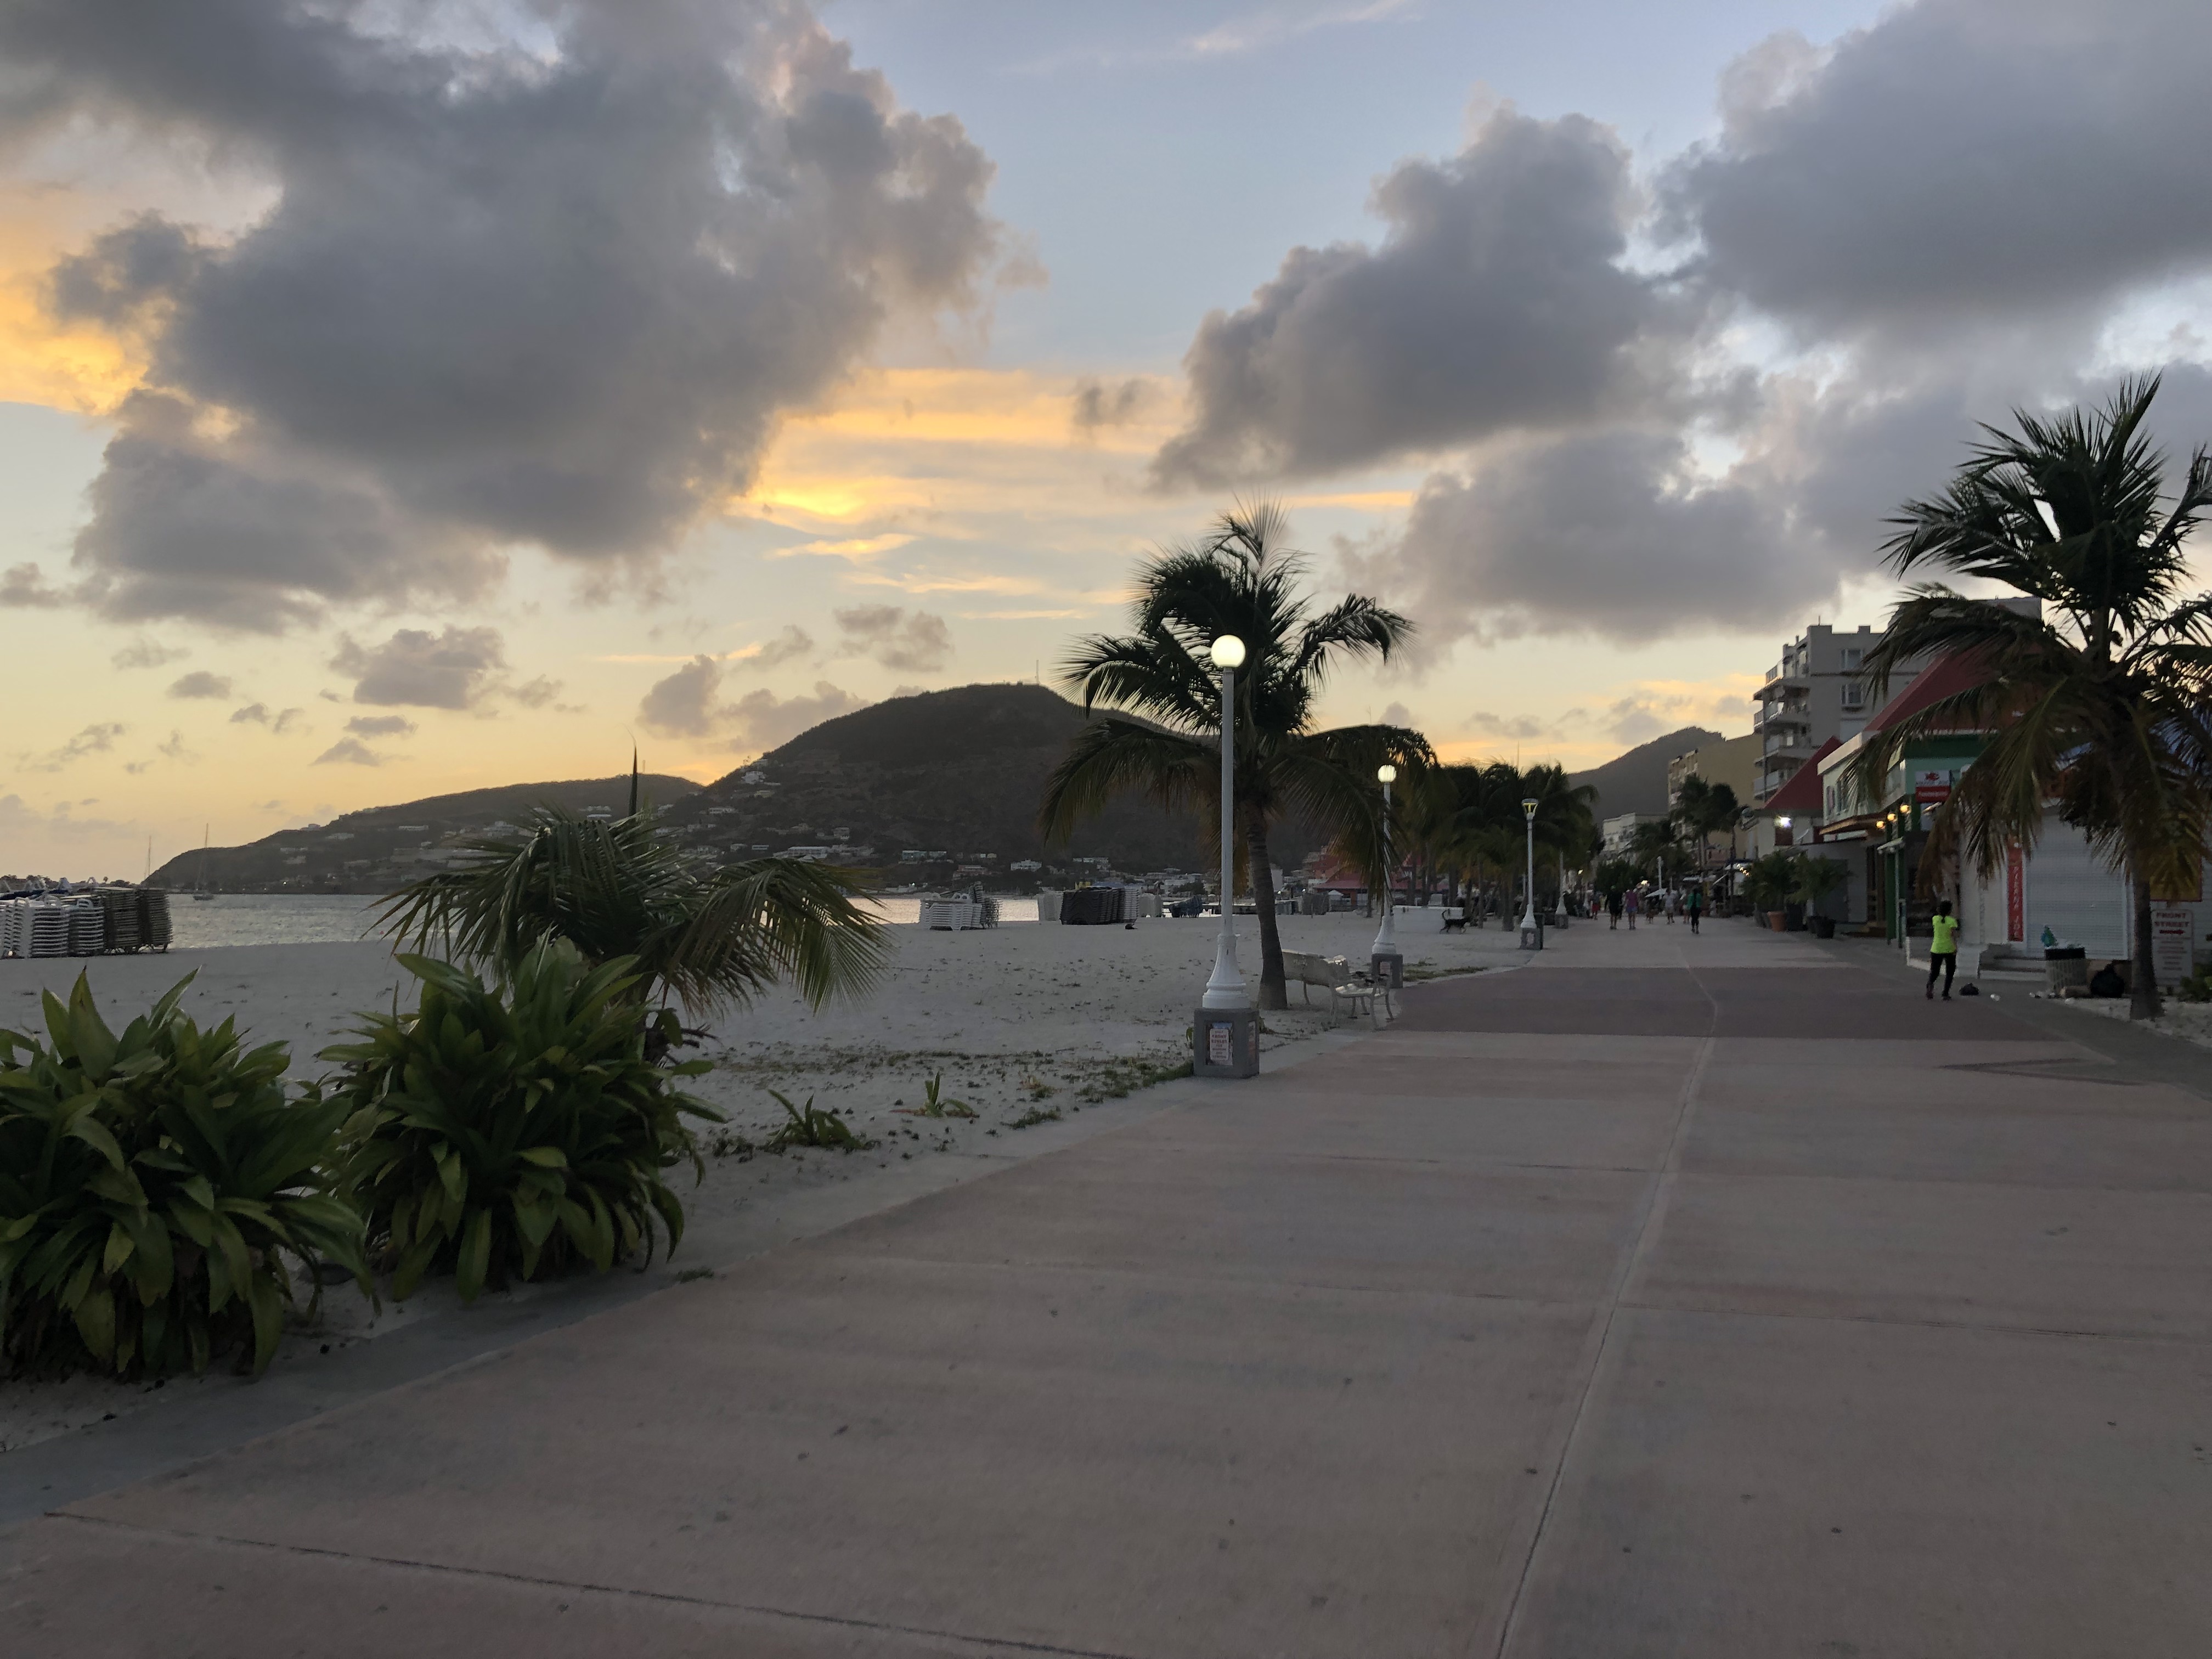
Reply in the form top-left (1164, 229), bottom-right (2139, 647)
top-left (1686, 887), bottom-right (1702, 934)
top-left (1606, 889), bottom-right (1622, 929)
top-left (1927, 899), bottom-right (1960, 1000)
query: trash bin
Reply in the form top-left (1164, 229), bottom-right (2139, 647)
top-left (2044, 945), bottom-right (2088, 992)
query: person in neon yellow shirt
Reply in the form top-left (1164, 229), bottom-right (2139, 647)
top-left (1927, 900), bottom-right (1960, 1000)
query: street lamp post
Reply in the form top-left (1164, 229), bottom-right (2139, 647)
top-left (1372, 763), bottom-right (1403, 994)
top-left (1519, 797), bottom-right (1542, 950)
top-left (1194, 635), bottom-right (1259, 1077)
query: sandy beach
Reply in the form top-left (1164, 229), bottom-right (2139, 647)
top-left (0, 904), bottom-right (1522, 1451)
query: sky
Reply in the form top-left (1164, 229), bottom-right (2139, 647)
top-left (3, 0), bottom-right (2211, 877)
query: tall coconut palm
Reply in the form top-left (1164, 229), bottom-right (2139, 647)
top-left (1854, 375), bottom-right (2212, 1019)
top-left (377, 806), bottom-right (890, 1024)
top-left (1040, 502), bottom-right (1427, 1009)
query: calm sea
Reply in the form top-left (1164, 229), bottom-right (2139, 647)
top-left (163, 892), bottom-right (1039, 948)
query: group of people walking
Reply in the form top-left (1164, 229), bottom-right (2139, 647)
top-left (1601, 886), bottom-right (1703, 934)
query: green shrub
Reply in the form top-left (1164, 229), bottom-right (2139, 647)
top-left (761, 1090), bottom-right (873, 1152)
top-left (0, 973), bottom-right (365, 1380)
top-left (895, 1072), bottom-right (976, 1120)
top-left (324, 941), bottom-right (723, 1302)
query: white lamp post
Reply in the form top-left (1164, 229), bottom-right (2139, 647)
top-left (1519, 796), bottom-right (1541, 949)
top-left (1200, 634), bottom-right (1250, 1012)
top-left (1373, 763), bottom-right (1398, 956)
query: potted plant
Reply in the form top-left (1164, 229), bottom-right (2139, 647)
top-left (1792, 856), bottom-right (1848, 939)
top-left (1745, 851), bottom-right (1798, 930)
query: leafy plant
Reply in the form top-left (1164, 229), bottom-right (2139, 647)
top-left (1792, 856), bottom-right (1849, 917)
top-left (0, 973), bottom-right (365, 1380)
top-left (895, 1073), bottom-right (977, 1120)
top-left (762, 1090), bottom-right (874, 1152)
top-left (325, 941), bottom-right (722, 1302)
top-left (1745, 851), bottom-right (1801, 912)
top-left (377, 805), bottom-right (890, 1022)
top-left (1002, 1106), bottom-right (1063, 1129)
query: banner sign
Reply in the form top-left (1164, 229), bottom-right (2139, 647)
top-left (2005, 842), bottom-right (2024, 942)
top-left (1912, 768), bottom-right (1954, 805)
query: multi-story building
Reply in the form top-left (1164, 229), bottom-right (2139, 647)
top-left (1751, 624), bottom-right (1918, 804)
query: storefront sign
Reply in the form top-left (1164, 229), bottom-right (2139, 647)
top-left (2153, 906), bottom-right (2194, 987)
top-left (2005, 842), bottom-right (2024, 942)
top-left (1912, 768), bottom-right (1954, 805)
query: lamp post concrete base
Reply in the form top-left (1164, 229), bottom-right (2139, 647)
top-left (1519, 921), bottom-right (1544, 950)
top-left (1370, 950), bottom-right (1403, 991)
top-left (1192, 1006), bottom-right (1261, 1078)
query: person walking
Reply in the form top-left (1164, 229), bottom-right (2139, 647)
top-left (1686, 885), bottom-right (1702, 935)
top-left (1626, 888), bottom-right (1638, 930)
top-left (1606, 888), bottom-right (1622, 929)
top-left (1927, 900), bottom-right (1960, 1000)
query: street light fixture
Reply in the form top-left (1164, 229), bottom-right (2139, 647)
top-left (1519, 796), bottom-right (1542, 949)
top-left (1373, 763), bottom-right (1398, 955)
top-left (1194, 634), bottom-right (1259, 1077)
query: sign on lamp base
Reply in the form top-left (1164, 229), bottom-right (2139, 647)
top-left (1192, 1006), bottom-right (1261, 1078)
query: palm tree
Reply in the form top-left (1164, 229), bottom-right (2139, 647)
top-left (1628, 816), bottom-right (1684, 885)
top-left (1671, 775), bottom-right (1740, 874)
top-left (377, 806), bottom-right (890, 1026)
top-left (1854, 375), bottom-right (2212, 1019)
top-left (1040, 502), bottom-right (1427, 1009)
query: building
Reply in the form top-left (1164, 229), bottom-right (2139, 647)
top-left (1667, 732), bottom-right (1760, 873)
top-left (1751, 623), bottom-right (1915, 804)
top-left (1600, 813), bottom-right (1662, 857)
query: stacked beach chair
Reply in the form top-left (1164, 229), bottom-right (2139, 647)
top-left (0, 899), bottom-right (75, 958)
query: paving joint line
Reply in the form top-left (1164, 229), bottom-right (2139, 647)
top-left (1488, 950), bottom-right (1720, 1659)
top-left (44, 1513), bottom-right (1150, 1659)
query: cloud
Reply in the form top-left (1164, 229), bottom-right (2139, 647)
top-left (833, 605), bottom-right (954, 673)
top-left (331, 625), bottom-right (504, 709)
top-left (111, 636), bottom-right (188, 669)
top-left (0, 563), bottom-right (66, 607)
top-left (313, 737), bottom-right (386, 767)
top-left (1466, 711), bottom-right (1555, 742)
top-left (747, 625), bottom-right (816, 670)
top-left (156, 729), bottom-right (193, 761)
top-left (1070, 377), bottom-right (1148, 436)
top-left (1357, 426), bottom-right (1796, 645)
top-left (230, 703), bottom-right (307, 733)
top-left (24, 721), bottom-right (126, 771)
top-left (1152, 109), bottom-right (1671, 486)
top-left (166, 670), bottom-right (232, 699)
top-left (775, 535), bottom-right (914, 562)
top-left (344, 715), bottom-right (415, 740)
top-left (636, 657), bottom-right (868, 752)
top-left (1663, 0), bottom-right (2212, 344)
top-left (0, 793), bottom-right (136, 841)
top-left (8, 0), bottom-right (1010, 627)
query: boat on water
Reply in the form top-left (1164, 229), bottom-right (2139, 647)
top-left (192, 825), bottom-right (217, 900)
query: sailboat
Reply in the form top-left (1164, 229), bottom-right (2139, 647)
top-left (191, 825), bottom-right (217, 900)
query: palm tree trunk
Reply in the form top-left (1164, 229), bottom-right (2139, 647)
top-left (2130, 874), bottom-right (2162, 1020)
top-left (1246, 817), bottom-right (1288, 1009)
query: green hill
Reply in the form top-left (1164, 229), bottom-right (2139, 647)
top-left (656, 683), bottom-right (1234, 881)
top-left (1568, 726), bottom-right (1722, 821)
top-left (149, 773), bottom-right (699, 893)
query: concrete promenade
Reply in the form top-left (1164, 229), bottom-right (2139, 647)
top-left (6, 919), bottom-right (2212, 1655)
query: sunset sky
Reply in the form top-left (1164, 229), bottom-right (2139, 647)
top-left (4, 0), bottom-right (2209, 878)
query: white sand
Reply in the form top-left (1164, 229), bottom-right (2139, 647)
top-left (0, 907), bottom-right (1516, 1451)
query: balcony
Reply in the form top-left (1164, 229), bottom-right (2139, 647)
top-left (1754, 703), bottom-right (1811, 735)
top-left (1753, 669), bottom-right (1810, 702)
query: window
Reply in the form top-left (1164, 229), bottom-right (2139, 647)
top-left (1843, 647), bottom-right (1863, 669)
top-left (1841, 679), bottom-right (1864, 709)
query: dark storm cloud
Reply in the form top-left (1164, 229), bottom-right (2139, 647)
top-left (6, 0), bottom-right (1008, 627)
top-left (1152, 110), bottom-right (1671, 487)
top-left (1663, 0), bottom-right (2212, 341)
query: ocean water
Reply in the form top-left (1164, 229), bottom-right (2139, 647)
top-left (160, 891), bottom-right (1040, 949)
